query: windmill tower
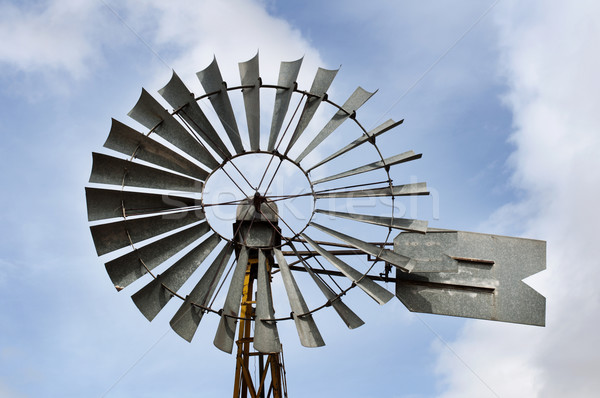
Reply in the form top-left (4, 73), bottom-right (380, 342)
top-left (86, 54), bottom-right (546, 397)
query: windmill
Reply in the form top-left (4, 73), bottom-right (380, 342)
top-left (86, 54), bottom-right (546, 397)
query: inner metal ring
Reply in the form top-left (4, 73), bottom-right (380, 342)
top-left (200, 150), bottom-right (316, 249)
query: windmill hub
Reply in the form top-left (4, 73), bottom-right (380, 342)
top-left (236, 195), bottom-right (278, 222)
top-left (201, 152), bottom-right (314, 243)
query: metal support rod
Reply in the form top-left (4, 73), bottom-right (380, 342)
top-left (233, 259), bottom-right (254, 398)
top-left (233, 253), bottom-right (286, 398)
top-left (274, 263), bottom-right (391, 282)
top-left (259, 354), bottom-right (265, 398)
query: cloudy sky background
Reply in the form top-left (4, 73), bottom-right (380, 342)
top-left (1, 0), bottom-right (599, 397)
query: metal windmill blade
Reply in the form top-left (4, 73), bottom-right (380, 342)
top-left (158, 71), bottom-right (232, 159)
top-left (238, 53), bottom-right (261, 151)
top-left (86, 54), bottom-right (545, 398)
top-left (295, 86), bottom-right (376, 164)
top-left (128, 89), bottom-right (220, 169)
top-left (170, 242), bottom-right (234, 342)
top-left (284, 67), bottom-right (338, 155)
top-left (285, 240), bottom-right (364, 330)
top-left (197, 57), bottom-right (245, 154)
top-left (300, 234), bottom-right (394, 305)
top-left (268, 57), bottom-right (303, 151)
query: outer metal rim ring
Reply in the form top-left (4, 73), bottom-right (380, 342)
top-left (108, 79), bottom-right (398, 322)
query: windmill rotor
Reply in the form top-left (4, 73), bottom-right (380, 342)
top-left (87, 53), bottom-right (425, 351)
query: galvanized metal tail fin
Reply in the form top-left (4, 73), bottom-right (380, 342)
top-left (394, 230), bottom-right (546, 326)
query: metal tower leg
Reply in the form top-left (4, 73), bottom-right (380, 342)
top-left (233, 254), bottom-right (287, 398)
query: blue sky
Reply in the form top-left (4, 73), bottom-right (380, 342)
top-left (1, 1), bottom-right (599, 397)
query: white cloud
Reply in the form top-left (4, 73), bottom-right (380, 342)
top-left (110, 0), bottom-right (338, 164)
top-left (435, 1), bottom-right (600, 397)
top-left (0, 0), bottom-right (324, 87)
top-left (0, 0), bottom-right (103, 78)
top-left (121, 0), bottom-right (326, 89)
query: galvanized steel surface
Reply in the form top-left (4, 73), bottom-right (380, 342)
top-left (298, 254), bottom-right (365, 329)
top-left (285, 67), bottom-right (338, 154)
top-left (238, 53), bottom-right (261, 151)
top-left (89, 152), bottom-right (203, 193)
top-left (309, 222), bottom-right (415, 272)
top-left (295, 86), bottom-right (375, 163)
top-left (158, 71), bottom-right (232, 158)
top-left (274, 249), bottom-right (324, 348)
top-left (85, 187), bottom-right (198, 221)
top-left (235, 198), bottom-right (279, 222)
top-left (170, 243), bottom-right (234, 342)
top-left (254, 250), bottom-right (282, 353)
top-left (214, 247), bottom-right (249, 353)
top-left (394, 230), bottom-right (546, 326)
top-left (314, 182), bottom-right (429, 199)
top-left (268, 58), bottom-right (303, 151)
top-left (105, 222), bottom-right (210, 289)
top-left (90, 210), bottom-right (203, 256)
top-left (301, 234), bottom-right (394, 305)
top-left (128, 88), bottom-right (219, 169)
top-left (131, 233), bottom-right (220, 321)
top-left (196, 57), bottom-right (244, 154)
top-left (315, 209), bottom-right (428, 233)
top-left (104, 119), bottom-right (209, 180)
top-left (312, 150), bottom-right (422, 185)
top-left (307, 119), bottom-right (403, 172)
